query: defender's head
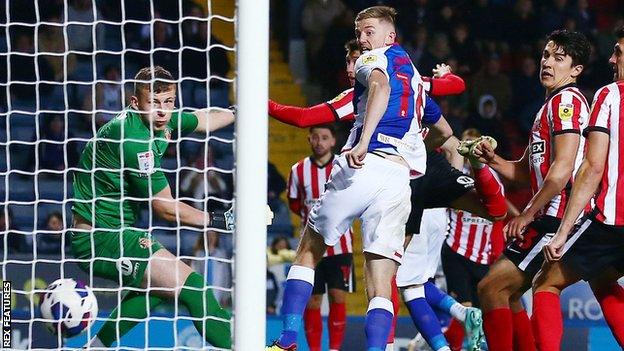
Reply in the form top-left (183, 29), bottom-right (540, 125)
top-left (131, 66), bottom-right (176, 131)
top-left (609, 26), bottom-right (624, 82)
top-left (344, 39), bottom-right (361, 86)
top-left (355, 6), bottom-right (397, 52)
top-left (539, 30), bottom-right (590, 93)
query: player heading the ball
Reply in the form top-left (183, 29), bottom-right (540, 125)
top-left (71, 66), bottom-right (235, 348)
top-left (268, 6), bottom-right (427, 351)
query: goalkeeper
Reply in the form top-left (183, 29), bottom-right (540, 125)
top-left (71, 66), bottom-right (235, 348)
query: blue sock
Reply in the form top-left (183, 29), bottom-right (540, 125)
top-left (277, 265), bottom-right (315, 347)
top-left (365, 297), bottom-right (394, 351)
top-left (404, 287), bottom-right (449, 351)
top-left (424, 280), bottom-right (448, 306)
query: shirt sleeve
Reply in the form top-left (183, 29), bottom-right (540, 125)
top-left (122, 140), bottom-right (169, 198)
top-left (355, 51), bottom-right (389, 85)
top-left (325, 88), bottom-right (355, 121)
top-left (422, 95), bottom-right (442, 125)
top-left (584, 86), bottom-right (612, 136)
top-left (551, 90), bottom-right (585, 135)
top-left (287, 163), bottom-right (300, 200)
top-left (170, 111), bottom-right (199, 136)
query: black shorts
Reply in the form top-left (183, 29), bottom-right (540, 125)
top-left (504, 215), bottom-right (561, 277)
top-left (406, 151), bottom-right (474, 234)
top-left (562, 215), bottom-right (624, 281)
top-left (312, 253), bottom-right (355, 294)
top-left (441, 243), bottom-right (489, 306)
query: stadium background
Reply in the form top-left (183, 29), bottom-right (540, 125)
top-left (0, 0), bottom-right (623, 349)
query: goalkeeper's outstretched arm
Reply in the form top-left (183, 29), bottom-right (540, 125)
top-left (152, 185), bottom-right (219, 228)
top-left (193, 108), bottom-right (235, 133)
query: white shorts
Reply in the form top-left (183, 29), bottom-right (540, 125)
top-left (396, 208), bottom-right (448, 287)
top-left (308, 154), bottom-right (411, 263)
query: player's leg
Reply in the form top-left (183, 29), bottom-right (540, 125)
top-left (439, 244), bottom-right (484, 351)
top-left (72, 228), bottom-right (169, 348)
top-left (365, 253), bottom-right (400, 351)
top-left (304, 294), bottom-right (324, 351)
top-left (145, 248), bottom-right (232, 348)
top-left (509, 298), bottom-right (535, 351)
top-left (531, 261), bottom-right (581, 351)
top-left (304, 258), bottom-right (326, 351)
top-left (326, 253), bottom-right (353, 351)
top-left (275, 226), bottom-right (329, 348)
top-left (397, 231), bottom-right (450, 351)
top-left (91, 291), bottom-right (165, 347)
top-left (328, 288), bottom-right (347, 351)
top-left (589, 267), bottom-right (624, 346)
top-left (477, 256), bottom-right (531, 351)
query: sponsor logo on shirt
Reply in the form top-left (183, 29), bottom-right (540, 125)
top-left (531, 140), bottom-right (546, 165)
top-left (377, 133), bottom-right (416, 151)
top-left (558, 103), bottom-right (574, 121)
top-left (137, 150), bottom-right (155, 175)
top-left (363, 55), bottom-right (377, 65)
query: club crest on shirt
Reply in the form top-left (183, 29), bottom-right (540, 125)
top-left (558, 103), bottom-right (574, 121)
top-left (137, 150), bottom-right (155, 175)
top-left (329, 91), bottom-right (349, 104)
top-left (363, 55), bottom-right (377, 65)
top-left (164, 128), bottom-right (172, 140)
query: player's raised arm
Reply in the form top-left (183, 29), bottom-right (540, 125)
top-left (472, 143), bottom-right (531, 184)
top-left (268, 98), bottom-right (339, 128)
top-left (193, 108), bottom-right (235, 133)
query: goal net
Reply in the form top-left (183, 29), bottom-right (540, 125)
top-left (0, 0), bottom-right (267, 349)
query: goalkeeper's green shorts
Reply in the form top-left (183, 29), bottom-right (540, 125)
top-left (71, 228), bottom-right (164, 288)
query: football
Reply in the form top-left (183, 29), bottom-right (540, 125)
top-left (39, 278), bottom-right (98, 337)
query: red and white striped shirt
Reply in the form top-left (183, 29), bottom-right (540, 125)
top-left (528, 84), bottom-right (589, 218)
top-left (586, 81), bottom-right (624, 225)
top-left (287, 156), bottom-right (353, 256)
top-left (446, 167), bottom-right (504, 264)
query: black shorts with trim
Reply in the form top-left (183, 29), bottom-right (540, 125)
top-left (312, 253), bottom-right (355, 294)
top-left (406, 151), bottom-right (475, 234)
top-left (562, 215), bottom-right (624, 281)
top-left (441, 243), bottom-right (489, 307)
top-left (504, 215), bottom-right (560, 277)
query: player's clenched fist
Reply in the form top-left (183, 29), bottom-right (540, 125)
top-left (345, 142), bottom-right (368, 169)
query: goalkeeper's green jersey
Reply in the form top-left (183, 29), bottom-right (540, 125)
top-left (72, 108), bottom-right (198, 229)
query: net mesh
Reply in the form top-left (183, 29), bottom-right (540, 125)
top-left (0, 0), bottom-right (235, 349)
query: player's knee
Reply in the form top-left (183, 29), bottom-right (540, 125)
top-left (477, 275), bottom-right (502, 302)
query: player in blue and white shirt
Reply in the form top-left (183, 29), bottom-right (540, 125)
top-left (267, 6), bottom-right (426, 351)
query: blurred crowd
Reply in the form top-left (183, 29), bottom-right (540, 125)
top-left (272, 0), bottom-right (623, 156)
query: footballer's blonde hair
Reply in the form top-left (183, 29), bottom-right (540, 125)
top-left (355, 6), bottom-right (397, 25)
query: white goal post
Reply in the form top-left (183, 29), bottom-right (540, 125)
top-left (234, 0), bottom-right (269, 350)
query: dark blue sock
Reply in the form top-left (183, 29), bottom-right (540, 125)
top-left (365, 307), bottom-right (393, 351)
top-left (405, 297), bottom-right (449, 350)
top-left (424, 280), bottom-right (447, 307)
top-left (365, 297), bottom-right (394, 351)
top-left (277, 266), bottom-right (314, 347)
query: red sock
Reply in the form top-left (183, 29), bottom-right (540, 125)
top-left (303, 307), bottom-right (322, 351)
top-left (483, 308), bottom-right (513, 351)
top-left (473, 166), bottom-right (507, 218)
top-left (594, 283), bottom-right (624, 346)
top-left (444, 318), bottom-right (465, 351)
top-left (328, 303), bottom-right (346, 350)
top-left (531, 291), bottom-right (562, 351)
top-left (387, 276), bottom-right (399, 344)
top-left (512, 310), bottom-right (536, 351)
